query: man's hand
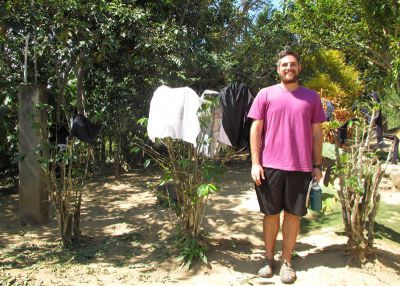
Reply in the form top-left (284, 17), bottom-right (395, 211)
top-left (312, 167), bottom-right (323, 183)
top-left (251, 164), bottom-right (265, 186)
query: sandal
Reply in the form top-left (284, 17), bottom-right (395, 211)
top-left (258, 258), bottom-right (274, 278)
top-left (279, 260), bottom-right (296, 284)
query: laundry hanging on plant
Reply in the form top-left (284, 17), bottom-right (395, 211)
top-left (147, 85), bottom-right (202, 146)
top-left (49, 124), bottom-right (70, 151)
top-left (70, 114), bottom-right (101, 145)
top-left (219, 83), bottom-right (254, 149)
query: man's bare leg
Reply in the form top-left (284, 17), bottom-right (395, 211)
top-left (263, 213), bottom-right (280, 261)
top-left (281, 211), bottom-right (300, 263)
top-left (258, 213), bottom-right (280, 277)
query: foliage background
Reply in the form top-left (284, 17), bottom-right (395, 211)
top-left (0, 0), bottom-right (398, 178)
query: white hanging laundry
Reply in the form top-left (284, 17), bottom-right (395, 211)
top-left (147, 85), bottom-right (202, 146)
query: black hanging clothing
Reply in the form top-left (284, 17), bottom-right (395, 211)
top-left (337, 121), bottom-right (350, 144)
top-left (70, 114), bottom-right (101, 145)
top-left (322, 157), bottom-right (335, 186)
top-left (49, 125), bottom-right (70, 145)
top-left (219, 83), bottom-right (254, 149)
top-left (371, 92), bottom-right (384, 146)
top-left (337, 118), bottom-right (359, 144)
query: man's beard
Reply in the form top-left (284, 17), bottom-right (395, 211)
top-left (279, 72), bottom-right (298, 84)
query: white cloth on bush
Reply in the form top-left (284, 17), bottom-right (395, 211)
top-left (147, 85), bottom-right (202, 146)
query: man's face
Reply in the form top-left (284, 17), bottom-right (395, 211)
top-left (277, 55), bottom-right (301, 84)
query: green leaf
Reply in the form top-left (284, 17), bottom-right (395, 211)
top-left (199, 251), bottom-right (208, 264)
top-left (177, 159), bottom-right (190, 168)
top-left (143, 159), bottom-right (151, 168)
top-left (131, 146), bottom-right (140, 154)
top-left (322, 142), bottom-right (342, 160)
top-left (197, 183), bottom-right (219, 197)
top-left (137, 117), bottom-right (148, 127)
top-left (176, 255), bottom-right (186, 262)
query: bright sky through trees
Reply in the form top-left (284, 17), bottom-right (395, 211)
top-left (271, 0), bottom-right (281, 9)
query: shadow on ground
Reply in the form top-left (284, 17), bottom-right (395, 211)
top-left (1, 160), bottom-right (400, 283)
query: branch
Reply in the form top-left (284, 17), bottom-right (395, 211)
top-left (334, 136), bottom-right (351, 232)
top-left (354, 42), bottom-right (391, 72)
top-left (393, 0), bottom-right (399, 39)
top-left (240, 0), bottom-right (262, 14)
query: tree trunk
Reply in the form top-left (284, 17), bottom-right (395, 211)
top-left (73, 192), bottom-right (82, 243)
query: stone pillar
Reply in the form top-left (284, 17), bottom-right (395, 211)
top-left (18, 84), bottom-right (49, 225)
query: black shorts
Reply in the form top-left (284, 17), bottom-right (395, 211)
top-left (255, 168), bottom-right (312, 216)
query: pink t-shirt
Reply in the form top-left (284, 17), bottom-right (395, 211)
top-left (248, 84), bottom-right (326, 172)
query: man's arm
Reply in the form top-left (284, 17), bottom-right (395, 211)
top-left (312, 122), bottom-right (323, 182)
top-left (250, 119), bottom-right (265, 186)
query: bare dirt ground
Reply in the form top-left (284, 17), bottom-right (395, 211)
top-left (1, 161), bottom-right (400, 286)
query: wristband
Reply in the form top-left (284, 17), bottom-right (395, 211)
top-left (313, 164), bottom-right (322, 170)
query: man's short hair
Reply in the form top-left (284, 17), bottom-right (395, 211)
top-left (277, 49), bottom-right (300, 65)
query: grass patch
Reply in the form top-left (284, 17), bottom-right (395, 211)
top-left (375, 203), bottom-right (400, 243)
top-left (301, 209), bottom-right (343, 235)
top-left (300, 184), bottom-right (343, 235)
top-left (300, 185), bottom-right (400, 245)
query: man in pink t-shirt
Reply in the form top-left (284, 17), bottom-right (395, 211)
top-left (248, 49), bottom-right (325, 283)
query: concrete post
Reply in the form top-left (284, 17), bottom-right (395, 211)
top-left (18, 84), bottom-right (49, 225)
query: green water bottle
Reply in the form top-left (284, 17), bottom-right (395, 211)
top-left (310, 181), bottom-right (322, 212)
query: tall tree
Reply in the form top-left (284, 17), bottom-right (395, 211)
top-left (0, 0), bottom-right (275, 176)
top-left (286, 0), bottom-right (400, 112)
top-left (223, 3), bottom-right (297, 91)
